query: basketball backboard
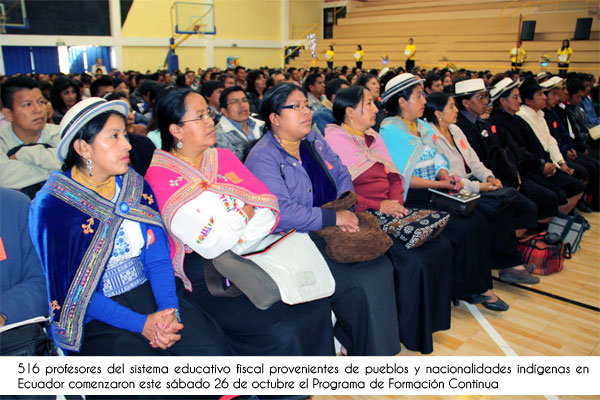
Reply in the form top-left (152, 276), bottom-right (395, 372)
top-left (0, 0), bottom-right (28, 33)
top-left (172, 1), bottom-right (216, 35)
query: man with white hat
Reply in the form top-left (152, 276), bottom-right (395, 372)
top-left (517, 77), bottom-right (573, 176)
top-left (489, 77), bottom-right (585, 217)
top-left (453, 77), bottom-right (541, 283)
top-left (543, 77), bottom-right (599, 211)
top-left (454, 78), bottom-right (521, 188)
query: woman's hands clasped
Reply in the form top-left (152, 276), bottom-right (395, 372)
top-left (142, 308), bottom-right (184, 350)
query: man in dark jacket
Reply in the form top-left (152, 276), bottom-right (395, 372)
top-left (0, 188), bottom-right (50, 356)
top-left (454, 77), bottom-right (537, 231)
top-left (542, 77), bottom-right (599, 211)
top-left (488, 78), bottom-right (584, 217)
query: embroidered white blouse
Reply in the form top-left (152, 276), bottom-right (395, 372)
top-left (170, 191), bottom-right (277, 259)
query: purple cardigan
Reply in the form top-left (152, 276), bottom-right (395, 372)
top-left (245, 130), bottom-right (354, 233)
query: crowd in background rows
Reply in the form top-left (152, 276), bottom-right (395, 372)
top-left (1, 58), bottom-right (599, 362)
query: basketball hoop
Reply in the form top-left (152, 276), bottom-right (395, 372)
top-left (171, 2), bottom-right (216, 36)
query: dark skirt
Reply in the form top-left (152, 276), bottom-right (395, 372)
top-left (405, 189), bottom-right (493, 298)
top-left (310, 232), bottom-right (401, 356)
top-left (71, 281), bottom-right (230, 356)
top-left (181, 251), bottom-right (335, 356)
top-left (388, 235), bottom-right (452, 354)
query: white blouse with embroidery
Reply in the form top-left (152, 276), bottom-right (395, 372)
top-left (101, 185), bottom-right (147, 297)
top-left (170, 191), bottom-right (277, 259)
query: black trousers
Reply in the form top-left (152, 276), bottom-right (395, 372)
top-left (405, 59), bottom-right (415, 71)
top-left (519, 177), bottom-right (559, 220)
top-left (558, 63), bottom-right (569, 77)
top-left (511, 190), bottom-right (539, 229)
top-left (570, 152), bottom-right (600, 208)
top-left (527, 170), bottom-right (586, 205)
top-left (481, 201), bottom-right (522, 269)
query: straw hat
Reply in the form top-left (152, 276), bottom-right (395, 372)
top-left (489, 78), bottom-right (522, 103)
top-left (381, 73), bottom-right (424, 104)
top-left (454, 78), bottom-right (487, 97)
top-left (540, 76), bottom-right (564, 91)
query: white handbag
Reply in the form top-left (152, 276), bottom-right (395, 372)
top-left (237, 230), bottom-right (335, 305)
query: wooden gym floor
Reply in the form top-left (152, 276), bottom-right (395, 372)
top-left (314, 211), bottom-right (599, 400)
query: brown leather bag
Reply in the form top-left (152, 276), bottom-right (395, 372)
top-left (314, 191), bottom-right (393, 263)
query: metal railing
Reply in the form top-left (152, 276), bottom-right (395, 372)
top-left (499, 0), bottom-right (595, 32)
top-left (333, 6), bottom-right (346, 24)
top-left (264, 23), bottom-right (319, 67)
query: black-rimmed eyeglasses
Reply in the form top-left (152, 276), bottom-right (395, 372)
top-left (280, 102), bottom-right (311, 112)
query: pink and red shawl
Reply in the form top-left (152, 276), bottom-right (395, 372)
top-left (145, 148), bottom-right (280, 291)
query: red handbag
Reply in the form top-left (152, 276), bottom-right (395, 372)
top-left (517, 232), bottom-right (571, 275)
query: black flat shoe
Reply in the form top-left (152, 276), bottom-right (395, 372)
top-left (458, 294), bottom-right (492, 305)
top-left (481, 296), bottom-right (509, 312)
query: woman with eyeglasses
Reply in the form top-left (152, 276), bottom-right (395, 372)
top-left (145, 87), bottom-right (335, 356)
top-left (30, 97), bottom-right (230, 356)
top-left (245, 83), bottom-right (401, 356)
top-left (379, 73), bottom-right (509, 312)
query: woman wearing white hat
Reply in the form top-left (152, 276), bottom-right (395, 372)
top-left (29, 97), bottom-right (229, 356)
top-left (378, 73), bottom-right (509, 312)
top-left (324, 85), bottom-right (454, 354)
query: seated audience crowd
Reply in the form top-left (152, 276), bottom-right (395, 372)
top-left (1, 59), bottom-right (598, 359)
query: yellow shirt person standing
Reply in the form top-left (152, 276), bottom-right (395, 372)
top-left (354, 44), bottom-right (364, 69)
top-left (557, 39), bottom-right (573, 78)
top-left (326, 45), bottom-right (335, 69)
top-left (510, 40), bottom-right (527, 71)
top-left (404, 37), bottom-right (417, 71)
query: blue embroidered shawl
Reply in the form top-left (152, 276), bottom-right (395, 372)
top-left (379, 117), bottom-right (447, 199)
top-left (29, 168), bottom-right (164, 351)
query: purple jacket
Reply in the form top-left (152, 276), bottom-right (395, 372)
top-left (245, 130), bottom-right (354, 233)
